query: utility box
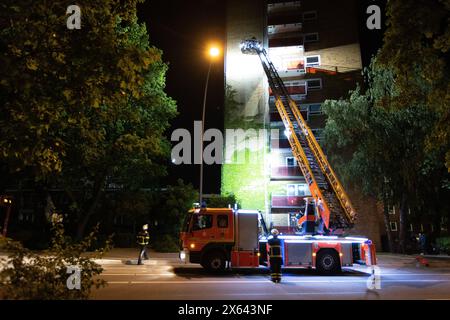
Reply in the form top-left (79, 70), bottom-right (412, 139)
top-left (285, 242), bottom-right (312, 266)
top-left (231, 251), bottom-right (259, 267)
top-left (236, 210), bottom-right (259, 251)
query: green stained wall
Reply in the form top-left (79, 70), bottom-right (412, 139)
top-left (222, 0), bottom-right (269, 212)
top-left (221, 147), bottom-right (268, 211)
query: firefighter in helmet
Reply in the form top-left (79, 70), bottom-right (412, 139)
top-left (137, 224), bottom-right (150, 265)
top-left (268, 228), bottom-right (282, 283)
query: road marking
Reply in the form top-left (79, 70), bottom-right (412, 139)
top-left (379, 273), bottom-right (450, 276)
top-left (225, 291), bottom-right (368, 296)
top-left (102, 273), bottom-right (174, 276)
top-left (106, 279), bottom-right (450, 284)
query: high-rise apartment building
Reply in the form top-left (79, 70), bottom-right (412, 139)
top-left (222, 0), bottom-right (383, 244)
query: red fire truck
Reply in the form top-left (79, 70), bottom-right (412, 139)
top-left (179, 205), bottom-right (376, 274)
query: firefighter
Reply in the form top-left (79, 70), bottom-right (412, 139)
top-left (137, 224), bottom-right (150, 265)
top-left (268, 228), bottom-right (282, 283)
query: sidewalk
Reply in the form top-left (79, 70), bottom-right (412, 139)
top-left (376, 252), bottom-right (450, 268)
top-left (93, 248), bottom-right (183, 265)
top-left (2, 248), bottom-right (450, 268)
top-left (0, 248), bottom-right (184, 266)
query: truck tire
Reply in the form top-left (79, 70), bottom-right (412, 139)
top-left (203, 251), bottom-right (226, 272)
top-left (316, 250), bottom-right (341, 275)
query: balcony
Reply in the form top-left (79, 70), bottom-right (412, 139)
top-left (268, 23), bottom-right (302, 36)
top-left (268, 23), bottom-right (303, 48)
top-left (269, 37), bottom-right (303, 48)
top-left (271, 166), bottom-right (302, 178)
top-left (271, 137), bottom-right (291, 149)
top-left (268, 46), bottom-right (305, 78)
top-left (271, 195), bottom-right (305, 208)
top-left (269, 80), bottom-right (307, 98)
top-left (268, 2), bottom-right (302, 28)
top-left (267, 1), bottom-right (301, 16)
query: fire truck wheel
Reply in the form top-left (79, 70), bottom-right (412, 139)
top-left (203, 251), bottom-right (226, 272)
top-left (316, 250), bottom-right (341, 275)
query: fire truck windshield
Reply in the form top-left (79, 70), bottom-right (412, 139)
top-left (192, 214), bottom-right (212, 231)
top-left (182, 212), bottom-right (192, 232)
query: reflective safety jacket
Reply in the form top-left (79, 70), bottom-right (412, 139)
top-left (137, 231), bottom-right (150, 246)
top-left (268, 237), bottom-right (282, 259)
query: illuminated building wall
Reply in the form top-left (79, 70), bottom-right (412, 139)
top-left (222, 0), bottom-right (269, 215)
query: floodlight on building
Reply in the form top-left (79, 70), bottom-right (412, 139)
top-left (240, 38), bottom-right (262, 55)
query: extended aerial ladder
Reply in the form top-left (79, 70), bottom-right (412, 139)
top-left (240, 39), bottom-right (357, 232)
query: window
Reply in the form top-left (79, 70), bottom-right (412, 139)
top-left (192, 214), bottom-right (213, 231)
top-left (305, 55), bottom-right (320, 67)
top-left (304, 33), bottom-right (319, 43)
top-left (307, 79), bottom-right (322, 90)
top-left (311, 129), bottom-right (324, 141)
top-left (286, 157), bottom-right (295, 166)
top-left (441, 217), bottom-right (448, 231)
top-left (308, 104), bottom-right (322, 115)
top-left (409, 224), bottom-right (414, 232)
top-left (390, 222), bottom-right (398, 232)
top-left (217, 215), bottom-right (228, 228)
top-left (287, 184), bottom-right (308, 196)
top-left (303, 10), bottom-right (317, 21)
top-left (389, 206), bottom-right (396, 215)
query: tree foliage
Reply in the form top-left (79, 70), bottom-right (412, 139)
top-left (322, 0), bottom-right (450, 252)
top-left (0, 1), bottom-right (177, 238)
top-left (151, 179), bottom-right (197, 237)
top-left (376, 0), bottom-right (450, 171)
top-left (204, 194), bottom-right (237, 208)
top-left (0, 0), bottom-right (153, 176)
top-left (148, 179), bottom-right (197, 252)
top-left (323, 59), bottom-right (450, 252)
top-left (0, 218), bottom-right (111, 299)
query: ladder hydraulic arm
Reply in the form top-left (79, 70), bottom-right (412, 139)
top-left (240, 39), bottom-right (356, 231)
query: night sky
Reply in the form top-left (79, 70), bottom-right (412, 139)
top-left (137, 0), bottom-right (386, 194)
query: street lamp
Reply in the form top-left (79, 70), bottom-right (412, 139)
top-left (199, 45), bottom-right (221, 205)
top-left (1, 195), bottom-right (13, 237)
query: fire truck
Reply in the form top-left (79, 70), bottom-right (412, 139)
top-left (179, 206), bottom-right (376, 274)
top-left (179, 39), bottom-right (377, 274)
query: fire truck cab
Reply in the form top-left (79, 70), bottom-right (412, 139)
top-left (179, 207), bottom-right (376, 274)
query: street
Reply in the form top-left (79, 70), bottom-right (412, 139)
top-left (92, 250), bottom-right (450, 300)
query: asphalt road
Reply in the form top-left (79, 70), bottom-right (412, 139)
top-left (92, 253), bottom-right (450, 300)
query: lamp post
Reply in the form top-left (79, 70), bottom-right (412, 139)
top-left (199, 46), bottom-right (220, 205)
top-left (1, 195), bottom-right (13, 237)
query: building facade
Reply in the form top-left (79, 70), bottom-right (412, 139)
top-left (223, 0), bottom-right (384, 245)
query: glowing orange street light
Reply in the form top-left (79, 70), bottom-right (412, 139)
top-left (209, 47), bottom-right (220, 57)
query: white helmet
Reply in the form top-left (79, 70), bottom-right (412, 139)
top-left (271, 228), bottom-right (279, 236)
top-left (142, 224), bottom-right (148, 230)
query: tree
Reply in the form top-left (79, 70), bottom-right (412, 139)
top-left (0, 1), bottom-right (177, 239)
top-left (204, 194), bottom-right (237, 208)
top-left (0, 218), bottom-right (111, 299)
top-left (323, 59), bottom-right (450, 253)
top-left (60, 18), bottom-right (177, 239)
top-left (149, 179), bottom-right (197, 252)
top-left (0, 0), bottom-right (152, 177)
top-left (376, 0), bottom-right (450, 171)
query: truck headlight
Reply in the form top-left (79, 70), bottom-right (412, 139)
top-left (180, 251), bottom-right (186, 261)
